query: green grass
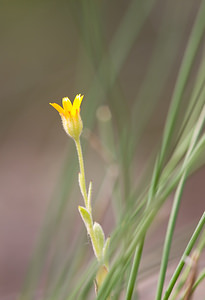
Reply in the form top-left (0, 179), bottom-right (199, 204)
top-left (19, 0), bottom-right (205, 299)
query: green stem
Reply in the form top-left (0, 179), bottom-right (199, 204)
top-left (125, 239), bottom-right (144, 300)
top-left (192, 268), bottom-right (205, 293)
top-left (125, 153), bottom-right (160, 299)
top-left (162, 212), bottom-right (205, 300)
top-left (158, 0), bottom-right (205, 171)
top-left (75, 138), bottom-right (102, 262)
top-left (125, 3), bottom-right (205, 294)
top-left (155, 172), bottom-right (187, 300)
top-left (75, 138), bottom-right (89, 208)
top-left (196, 229), bottom-right (205, 253)
top-left (155, 102), bottom-right (205, 300)
top-left (170, 230), bottom-right (205, 300)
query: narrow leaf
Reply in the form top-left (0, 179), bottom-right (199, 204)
top-left (93, 222), bottom-right (105, 257)
top-left (103, 237), bottom-right (110, 267)
top-left (78, 173), bottom-right (84, 197)
top-left (88, 181), bottom-right (92, 212)
top-left (78, 206), bottom-right (92, 230)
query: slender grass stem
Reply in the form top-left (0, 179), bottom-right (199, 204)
top-left (101, 131), bottom-right (205, 300)
top-left (170, 230), bottom-right (205, 300)
top-left (125, 3), bottom-right (205, 297)
top-left (125, 240), bottom-right (144, 300)
top-left (196, 229), bottom-right (205, 253)
top-left (125, 154), bottom-right (160, 299)
top-left (158, 0), bottom-right (205, 171)
top-left (192, 268), bottom-right (205, 293)
top-left (155, 172), bottom-right (187, 300)
top-left (162, 212), bottom-right (205, 300)
top-left (155, 102), bottom-right (205, 299)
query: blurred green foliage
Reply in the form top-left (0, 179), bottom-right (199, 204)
top-left (1, 0), bottom-right (205, 299)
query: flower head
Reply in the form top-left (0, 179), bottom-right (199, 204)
top-left (50, 94), bottom-right (84, 140)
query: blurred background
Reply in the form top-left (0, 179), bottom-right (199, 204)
top-left (0, 0), bottom-right (204, 299)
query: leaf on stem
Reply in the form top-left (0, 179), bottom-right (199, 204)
top-left (95, 264), bottom-right (109, 295)
top-left (103, 237), bottom-right (110, 268)
top-left (88, 181), bottom-right (93, 211)
top-left (78, 173), bottom-right (84, 198)
top-left (93, 222), bottom-right (105, 257)
top-left (78, 206), bottom-right (92, 230)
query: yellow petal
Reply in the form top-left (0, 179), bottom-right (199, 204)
top-left (73, 94), bottom-right (84, 111)
top-left (50, 103), bottom-right (65, 115)
top-left (62, 97), bottom-right (72, 112)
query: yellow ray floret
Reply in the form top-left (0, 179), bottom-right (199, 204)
top-left (50, 94), bottom-right (84, 140)
top-left (50, 102), bottom-right (65, 115)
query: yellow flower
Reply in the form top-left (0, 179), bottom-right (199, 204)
top-left (50, 94), bottom-right (84, 140)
